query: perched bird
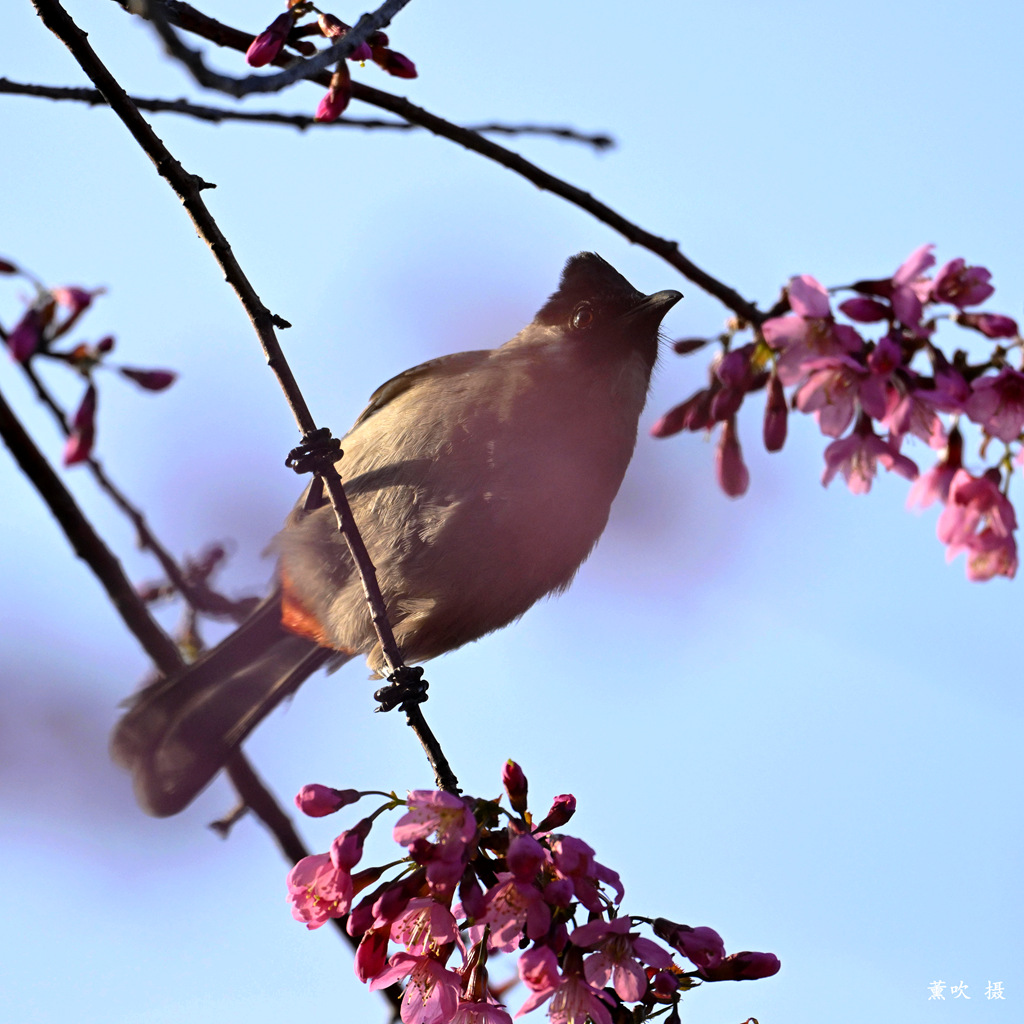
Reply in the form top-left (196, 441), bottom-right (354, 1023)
top-left (112, 253), bottom-right (681, 815)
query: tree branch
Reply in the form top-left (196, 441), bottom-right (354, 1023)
top-left (33, 0), bottom-right (457, 793)
top-left (136, 0), bottom-right (415, 97)
top-left (0, 77), bottom-right (613, 148)
top-left (116, 0), bottom-right (763, 324)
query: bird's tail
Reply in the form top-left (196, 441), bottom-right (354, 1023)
top-left (111, 593), bottom-right (347, 816)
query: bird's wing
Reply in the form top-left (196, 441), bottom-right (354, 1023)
top-left (352, 350), bottom-right (492, 427)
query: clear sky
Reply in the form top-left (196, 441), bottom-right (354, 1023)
top-left (2, 2), bottom-right (1022, 1023)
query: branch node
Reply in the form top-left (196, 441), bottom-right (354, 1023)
top-left (374, 665), bottom-right (427, 712)
top-left (271, 314), bottom-right (292, 329)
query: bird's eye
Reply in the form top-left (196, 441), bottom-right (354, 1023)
top-left (571, 302), bottom-right (594, 330)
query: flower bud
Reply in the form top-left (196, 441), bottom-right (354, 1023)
top-left (294, 784), bottom-right (360, 817)
top-left (331, 816), bottom-right (373, 871)
top-left (763, 372), bottom-right (788, 452)
top-left (245, 12), bottom-right (294, 67)
top-left (698, 950), bottom-right (781, 981)
top-left (507, 832), bottom-right (546, 882)
top-left (715, 418), bottom-right (749, 497)
top-left (536, 793), bottom-right (576, 832)
top-left (502, 759), bottom-right (529, 814)
top-left (63, 384), bottom-right (97, 466)
top-left (119, 367), bottom-right (177, 391)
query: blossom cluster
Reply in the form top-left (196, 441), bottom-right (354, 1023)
top-left (0, 259), bottom-right (176, 466)
top-left (287, 762), bottom-right (779, 1024)
top-left (245, 3), bottom-right (418, 123)
top-left (652, 245), bottom-right (1022, 581)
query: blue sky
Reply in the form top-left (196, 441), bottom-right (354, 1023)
top-left (2, 2), bottom-right (1023, 1022)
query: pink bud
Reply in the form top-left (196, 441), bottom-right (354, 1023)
top-left (653, 918), bottom-right (725, 971)
top-left (64, 384), bottom-right (97, 466)
top-left (332, 817), bottom-right (373, 870)
top-left (502, 759), bottom-right (529, 814)
top-left (119, 367), bottom-right (177, 391)
top-left (317, 13), bottom-right (349, 38)
top-left (651, 971), bottom-right (680, 1000)
top-left (673, 337), bottom-right (708, 355)
top-left (699, 950), bottom-right (781, 981)
top-left (373, 46), bottom-right (417, 78)
top-left (838, 296), bottom-right (889, 322)
top-left (763, 372), bottom-right (787, 452)
top-left (507, 833), bottom-right (546, 882)
top-left (295, 783), bottom-right (360, 817)
top-left (955, 312), bottom-right (1019, 339)
top-left (8, 307), bottom-right (42, 362)
top-left (245, 12), bottom-right (294, 67)
top-left (715, 418), bottom-right (749, 497)
top-left (315, 64), bottom-right (352, 123)
top-left (650, 387), bottom-right (714, 437)
top-left (536, 793), bottom-right (576, 832)
top-left (97, 335), bottom-right (115, 353)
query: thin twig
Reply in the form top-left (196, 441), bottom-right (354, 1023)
top-left (138, 0), bottom-right (414, 97)
top-left (17, 359), bottom-right (246, 619)
top-left (32, 0), bottom-right (456, 793)
top-left (0, 380), bottom-right (183, 675)
top-left (0, 77), bottom-right (614, 148)
top-left (223, 754), bottom-right (405, 1015)
top-left (118, 0), bottom-right (764, 324)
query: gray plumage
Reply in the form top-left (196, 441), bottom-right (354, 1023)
top-left (111, 253), bottom-right (681, 815)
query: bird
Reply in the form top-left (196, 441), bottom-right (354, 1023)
top-left (111, 252), bottom-right (681, 816)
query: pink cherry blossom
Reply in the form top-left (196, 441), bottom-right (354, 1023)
top-left (470, 873), bottom-right (551, 952)
top-left (964, 366), bottom-right (1024, 442)
top-left (821, 419), bottom-right (918, 495)
top-left (452, 1001), bottom-right (513, 1024)
top-left (395, 790), bottom-right (476, 854)
top-left (515, 947), bottom-right (614, 1024)
top-left (890, 243), bottom-right (936, 330)
top-left (286, 852), bottom-right (353, 929)
top-left (762, 276), bottom-right (863, 386)
top-left (371, 951), bottom-right (462, 1024)
top-left (937, 468), bottom-right (1018, 580)
top-left (390, 898), bottom-right (458, 956)
top-left (931, 258), bottom-right (994, 308)
top-left (549, 836), bottom-right (623, 912)
top-left (571, 917), bottom-right (673, 1002)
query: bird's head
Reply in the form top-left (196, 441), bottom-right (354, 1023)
top-left (533, 252), bottom-right (682, 370)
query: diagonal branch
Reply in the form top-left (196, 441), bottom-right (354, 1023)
top-left (32, 0), bottom-right (458, 794)
top-left (137, 0), bottom-right (414, 97)
top-left (117, 0), bottom-right (763, 324)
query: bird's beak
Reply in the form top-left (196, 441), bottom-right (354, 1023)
top-left (622, 289), bottom-right (683, 329)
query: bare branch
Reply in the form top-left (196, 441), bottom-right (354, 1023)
top-left (134, 0), bottom-right (415, 97)
top-left (0, 380), bottom-right (183, 675)
top-left (119, 0), bottom-right (763, 323)
top-left (0, 77), bottom-right (615, 149)
top-left (33, 0), bottom-right (458, 792)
